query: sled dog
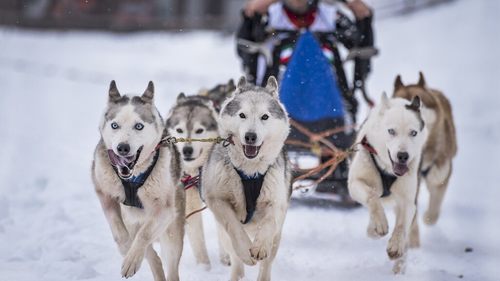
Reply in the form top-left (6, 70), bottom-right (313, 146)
top-left (92, 81), bottom-right (185, 281)
top-left (201, 76), bottom-right (291, 281)
top-left (393, 72), bottom-right (457, 227)
top-left (165, 92), bottom-right (230, 269)
top-left (348, 92), bottom-right (428, 274)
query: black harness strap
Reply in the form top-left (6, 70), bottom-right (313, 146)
top-left (113, 149), bottom-right (160, 209)
top-left (421, 165), bottom-right (432, 178)
top-left (369, 152), bottom-right (397, 198)
top-left (234, 168), bottom-right (267, 224)
top-left (362, 136), bottom-right (397, 198)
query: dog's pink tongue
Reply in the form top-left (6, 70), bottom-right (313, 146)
top-left (244, 145), bottom-right (258, 157)
top-left (107, 150), bottom-right (134, 167)
top-left (392, 163), bottom-right (409, 176)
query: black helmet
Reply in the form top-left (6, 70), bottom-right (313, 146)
top-left (282, 0), bottom-right (319, 15)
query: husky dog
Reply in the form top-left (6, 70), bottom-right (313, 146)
top-left (393, 72), bottom-right (457, 226)
top-left (165, 93), bottom-right (230, 269)
top-left (201, 76), bottom-right (291, 281)
top-left (92, 81), bottom-right (185, 281)
top-left (348, 92), bottom-right (429, 274)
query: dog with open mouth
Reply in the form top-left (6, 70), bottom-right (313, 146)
top-left (165, 91), bottom-right (231, 269)
top-left (201, 76), bottom-right (291, 281)
top-left (348, 92), bottom-right (429, 274)
top-left (392, 72), bottom-right (457, 229)
top-left (92, 81), bottom-right (185, 281)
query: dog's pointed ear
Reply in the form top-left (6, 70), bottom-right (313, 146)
top-left (407, 95), bottom-right (422, 111)
top-left (108, 80), bottom-right (121, 102)
top-left (380, 91), bottom-right (390, 108)
top-left (394, 75), bottom-right (404, 91)
top-left (417, 72), bottom-right (426, 88)
top-left (142, 81), bottom-right (154, 102)
top-left (203, 98), bottom-right (215, 109)
top-left (237, 76), bottom-right (246, 90)
top-left (228, 79), bottom-right (235, 88)
top-left (266, 76), bottom-right (279, 97)
top-left (176, 92), bottom-right (186, 104)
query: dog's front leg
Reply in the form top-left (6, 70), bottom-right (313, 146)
top-left (252, 204), bottom-right (287, 281)
top-left (208, 198), bottom-right (256, 266)
top-left (387, 188), bottom-right (416, 274)
top-left (251, 204), bottom-right (286, 261)
top-left (424, 160), bottom-right (452, 225)
top-left (349, 179), bottom-right (389, 238)
top-left (95, 189), bottom-right (132, 256)
top-left (121, 207), bottom-right (173, 279)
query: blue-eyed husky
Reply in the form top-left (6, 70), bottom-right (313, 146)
top-left (348, 92), bottom-right (429, 274)
top-left (92, 81), bottom-right (184, 281)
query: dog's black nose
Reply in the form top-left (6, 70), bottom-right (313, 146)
top-left (245, 132), bottom-right (257, 145)
top-left (117, 143), bottom-right (130, 156)
top-left (183, 146), bottom-right (193, 157)
top-left (397, 152), bottom-right (409, 163)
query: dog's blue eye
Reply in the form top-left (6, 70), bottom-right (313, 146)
top-left (111, 122), bottom-right (118, 129)
top-left (135, 123), bottom-right (144, 130)
top-left (411, 130), bottom-right (418, 137)
top-left (388, 129), bottom-right (395, 135)
top-left (239, 113), bottom-right (246, 119)
top-left (261, 114), bottom-right (269, 120)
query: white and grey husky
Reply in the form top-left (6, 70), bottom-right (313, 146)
top-left (348, 92), bottom-right (429, 274)
top-left (165, 93), bottom-right (230, 269)
top-left (92, 81), bottom-right (185, 281)
top-left (201, 76), bottom-right (291, 281)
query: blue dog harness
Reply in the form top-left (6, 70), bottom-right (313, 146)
top-left (234, 168), bottom-right (267, 224)
top-left (113, 149), bottom-right (160, 209)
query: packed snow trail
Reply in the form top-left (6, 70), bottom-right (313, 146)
top-left (1, 0), bottom-right (499, 280)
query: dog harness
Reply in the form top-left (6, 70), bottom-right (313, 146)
top-left (361, 136), bottom-right (397, 198)
top-left (235, 168), bottom-right (268, 224)
top-left (196, 165), bottom-right (268, 224)
top-left (113, 149), bottom-right (160, 209)
top-left (421, 165), bottom-right (432, 178)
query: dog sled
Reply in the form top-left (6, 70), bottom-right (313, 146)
top-left (236, 3), bottom-right (378, 207)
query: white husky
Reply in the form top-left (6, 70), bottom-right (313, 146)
top-left (166, 93), bottom-right (230, 269)
top-left (201, 76), bottom-right (291, 281)
top-left (348, 93), bottom-right (428, 274)
top-left (92, 81), bottom-right (185, 281)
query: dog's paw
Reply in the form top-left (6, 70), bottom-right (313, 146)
top-left (250, 240), bottom-right (272, 261)
top-left (367, 210), bottom-right (389, 238)
top-left (233, 243), bottom-right (256, 266)
top-left (121, 248), bottom-right (146, 278)
top-left (237, 249), bottom-right (257, 266)
top-left (219, 251), bottom-right (231, 266)
top-left (231, 233), bottom-right (257, 266)
top-left (387, 235), bottom-right (406, 260)
top-left (423, 210), bottom-right (439, 225)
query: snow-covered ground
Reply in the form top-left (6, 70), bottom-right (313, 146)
top-left (1, 0), bottom-right (499, 280)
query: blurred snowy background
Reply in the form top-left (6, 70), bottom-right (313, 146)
top-left (1, 0), bottom-right (499, 280)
